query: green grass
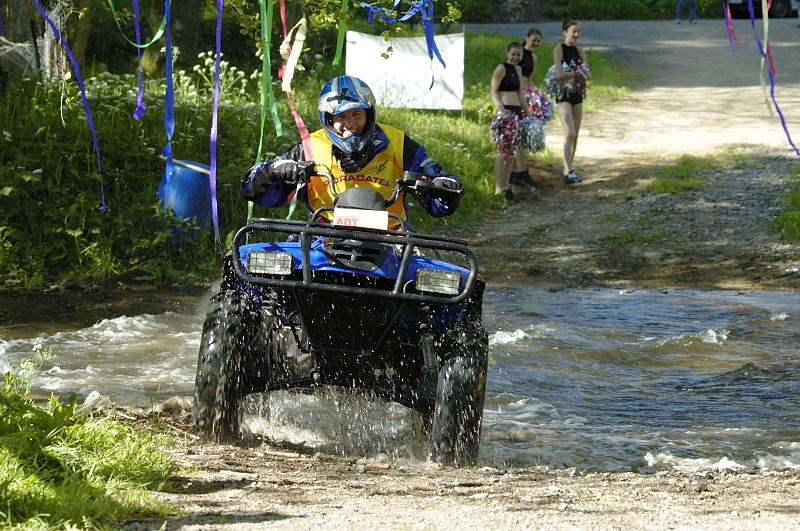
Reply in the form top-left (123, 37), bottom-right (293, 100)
top-left (640, 147), bottom-right (762, 195)
top-left (0, 353), bottom-right (179, 529)
top-left (773, 164), bottom-right (800, 241)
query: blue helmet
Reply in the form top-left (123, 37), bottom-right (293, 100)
top-left (318, 76), bottom-right (377, 158)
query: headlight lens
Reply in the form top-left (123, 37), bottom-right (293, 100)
top-left (415, 268), bottom-right (461, 295)
top-left (246, 251), bottom-right (293, 275)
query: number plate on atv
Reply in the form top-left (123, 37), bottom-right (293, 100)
top-left (332, 207), bottom-right (389, 230)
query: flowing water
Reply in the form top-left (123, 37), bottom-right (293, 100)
top-left (1, 286), bottom-right (798, 472)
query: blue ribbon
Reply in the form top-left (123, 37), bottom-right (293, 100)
top-left (360, 0), bottom-right (445, 77)
top-left (31, 0), bottom-right (106, 212)
top-left (161, 0), bottom-right (175, 189)
top-left (209, 0), bottom-right (223, 255)
top-left (132, 0), bottom-right (146, 119)
top-left (746, 0), bottom-right (799, 155)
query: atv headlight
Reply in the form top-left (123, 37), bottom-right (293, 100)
top-left (246, 251), bottom-right (293, 275)
top-left (415, 269), bottom-right (461, 295)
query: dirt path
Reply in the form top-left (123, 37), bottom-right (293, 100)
top-left (460, 19), bottom-right (800, 290)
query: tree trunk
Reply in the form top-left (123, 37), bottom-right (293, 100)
top-left (71, 0), bottom-right (93, 68)
top-left (172, 0), bottom-right (202, 62)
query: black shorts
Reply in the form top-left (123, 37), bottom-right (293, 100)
top-left (556, 93), bottom-right (583, 105)
top-left (505, 105), bottom-right (524, 118)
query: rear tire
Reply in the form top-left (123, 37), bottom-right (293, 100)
top-left (769, 0), bottom-right (792, 18)
top-left (429, 323), bottom-right (489, 466)
top-left (193, 290), bottom-right (264, 442)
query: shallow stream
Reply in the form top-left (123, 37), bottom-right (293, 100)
top-left (1, 286), bottom-right (798, 472)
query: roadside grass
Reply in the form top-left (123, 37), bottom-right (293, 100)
top-left (601, 146), bottom-right (772, 244)
top-left (0, 351), bottom-right (179, 529)
top-left (773, 164), bottom-right (800, 241)
top-left (639, 145), bottom-right (763, 195)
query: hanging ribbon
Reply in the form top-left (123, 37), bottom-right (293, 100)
top-left (104, 0), bottom-right (167, 119)
top-left (258, 0), bottom-right (282, 152)
top-left (744, 0), bottom-right (799, 155)
top-left (280, 18), bottom-right (307, 93)
top-left (280, 17), bottom-right (312, 219)
top-left (276, 2), bottom-right (312, 219)
top-left (208, 0), bottom-right (224, 255)
top-left (105, 0), bottom-right (166, 48)
top-left (31, 0), bottom-right (106, 212)
top-left (723, 0), bottom-right (739, 54)
top-left (359, 0), bottom-right (445, 88)
top-left (332, 0), bottom-right (349, 67)
top-left (248, 0), bottom-right (284, 225)
top-left (132, 0), bottom-right (146, 119)
top-left (160, 0), bottom-right (175, 195)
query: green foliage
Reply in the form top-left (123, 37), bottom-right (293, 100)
top-left (456, 0), bottom-right (497, 22)
top-left (546, 0), bottom-right (722, 20)
top-left (0, 28), bottom-right (630, 287)
top-left (773, 165), bottom-right (800, 241)
top-left (641, 148), bottom-right (762, 195)
top-left (0, 351), bottom-right (178, 528)
top-left (643, 154), bottom-right (714, 194)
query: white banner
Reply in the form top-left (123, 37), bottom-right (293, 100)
top-left (345, 31), bottom-right (464, 110)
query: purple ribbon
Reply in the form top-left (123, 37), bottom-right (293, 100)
top-left (31, 0), bottom-right (106, 211)
top-left (132, 0), bottom-right (146, 119)
top-left (209, 0), bottom-right (223, 254)
top-left (746, 0), bottom-right (799, 155)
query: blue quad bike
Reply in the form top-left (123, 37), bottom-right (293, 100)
top-left (193, 163), bottom-right (488, 465)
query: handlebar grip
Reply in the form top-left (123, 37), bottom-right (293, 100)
top-left (296, 161), bottom-right (316, 183)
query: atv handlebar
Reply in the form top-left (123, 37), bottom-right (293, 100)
top-left (301, 164), bottom-right (453, 210)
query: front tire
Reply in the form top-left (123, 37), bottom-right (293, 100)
top-left (429, 323), bottom-right (489, 466)
top-left (193, 290), bottom-right (265, 442)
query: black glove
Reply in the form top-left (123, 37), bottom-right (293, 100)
top-left (271, 159), bottom-right (310, 184)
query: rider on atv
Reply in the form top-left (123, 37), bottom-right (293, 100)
top-left (240, 75), bottom-right (464, 226)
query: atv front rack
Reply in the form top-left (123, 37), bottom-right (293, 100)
top-left (232, 218), bottom-right (479, 304)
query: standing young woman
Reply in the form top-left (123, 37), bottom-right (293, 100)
top-left (511, 28), bottom-right (544, 188)
top-left (489, 42), bottom-right (526, 201)
top-left (553, 19), bottom-right (590, 184)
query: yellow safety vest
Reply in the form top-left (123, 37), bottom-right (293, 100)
top-left (307, 124), bottom-right (407, 224)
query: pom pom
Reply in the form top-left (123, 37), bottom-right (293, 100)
top-left (491, 112), bottom-right (523, 161)
top-left (525, 86), bottom-right (553, 122)
top-left (521, 116), bottom-right (546, 153)
top-left (543, 64), bottom-right (590, 100)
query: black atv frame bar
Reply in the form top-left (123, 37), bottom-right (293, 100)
top-left (232, 219), bottom-right (479, 305)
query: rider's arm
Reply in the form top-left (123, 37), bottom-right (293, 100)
top-left (240, 143), bottom-right (306, 207)
top-left (403, 136), bottom-right (464, 217)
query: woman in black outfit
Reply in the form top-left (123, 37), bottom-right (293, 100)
top-left (553, 19), bottom-right (590, 184)
top-left (490, 42), bottom-right (526, 201)
top-left (511, 28), bottom-right (544, 188)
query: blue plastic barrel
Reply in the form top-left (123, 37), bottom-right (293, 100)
top-left (157, 159), bottom-right (212, 232)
